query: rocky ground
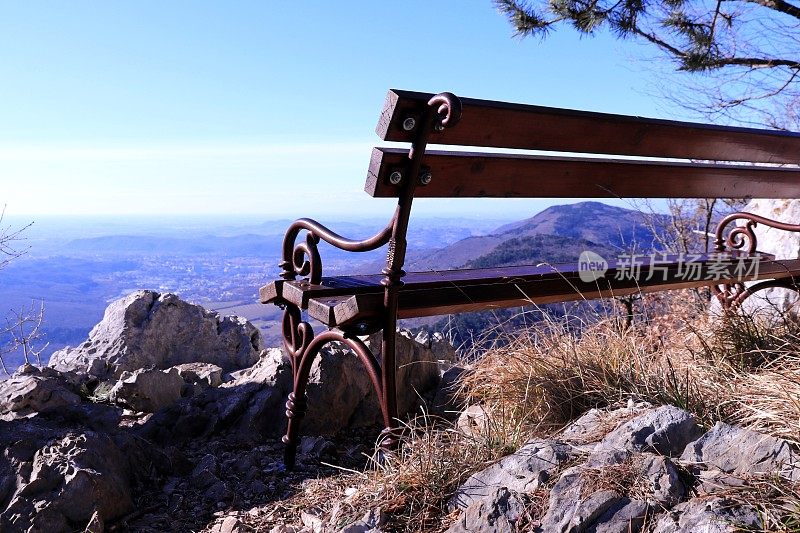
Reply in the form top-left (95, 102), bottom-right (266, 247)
top-left (0, 290), bottom-right (456, 532)
top-left (2, 289), bottom-right (799, 532)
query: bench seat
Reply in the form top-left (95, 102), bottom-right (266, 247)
top-left (262, 254), bottom-right (797, 328)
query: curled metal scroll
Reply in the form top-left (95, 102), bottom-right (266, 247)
top-left (713, 211), bottom-right (800, 309)
top-left (428, 92), bottom-right (462, 129)
top-left (715, 212), bottom-right (800, 255)
top-left (279, 217), bottom-right (394, 284)
top-left (715, 213), bottom-right (759, 254)
top-left (282, 305), bottom-right (313, 369)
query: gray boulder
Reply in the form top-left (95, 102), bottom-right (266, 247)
top-left (174, 362), bottom-right (224, 388)
top-left (537, 454), bottom-right (684, 533)
top-left (651, 497), bottom-right (761, 533)
top-left (1, 431), bottom-right (133, 532)
top-left (0, 366), bottom-right (81, 421)
top-left (141, 329), bottom-right (445, 444)
top-left (680, 421), bottom-right (799, 478)
top-left (49, 290), bottom-right (262, 380)
top-left (450, 439), bottom-right (572, 510)
top-left (446, 487), bottom-right (526, 533)
top-left (109, 367), bottom-right (186, 412)
top-left (559, 403), bottom-right (652, 446)
top-left (538, 464), bottom-right (625, 533)
top-left (586, 499), bottom-right (649, 533)
top-left (590, 406), bottom-right (703, 464)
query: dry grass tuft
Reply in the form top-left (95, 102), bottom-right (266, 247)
top-left (274, 414), bottom-right (511, 532)
top-left (464, 292), bottom-right (800, 445)
top-left (688, 474), bottom-right (800, 532)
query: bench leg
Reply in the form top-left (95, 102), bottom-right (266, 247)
top-left (280, 305), bottom-right (389, 470)
top-left (378, 323), bottom-right (400, 453)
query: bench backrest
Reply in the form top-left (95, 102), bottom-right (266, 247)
top-left (367, 89), bottom-right (800, 199)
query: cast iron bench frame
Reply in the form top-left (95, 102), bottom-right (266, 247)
top-left (262, 89), bottom-right (800, 469)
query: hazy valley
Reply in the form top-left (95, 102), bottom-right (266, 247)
top-left (0, 202), bottom-right (666, 371)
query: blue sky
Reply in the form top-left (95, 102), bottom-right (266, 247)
top-left (0, 2), bottom-right (675, 220)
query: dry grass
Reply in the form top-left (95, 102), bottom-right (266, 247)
top-left (271, 414), bottom-right (513, 532)
top-left (464, 292), bottom-right (800, 445)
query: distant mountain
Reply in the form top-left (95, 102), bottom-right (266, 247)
top-left (465, 234), bottom-right (617, 269)
top-left (407, 201), bottom-right (667, 271)
top-left (494, 201), bottom-right (666, 248)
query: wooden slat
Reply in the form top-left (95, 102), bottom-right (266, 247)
top-left (366, 148), bottom-right (800, 199)
top-left (300, 257), bottom-right (800, 326)
top-left (259, 280), bottom-right (283, 304)
top-left (377, 89), bottom-right (800, 164)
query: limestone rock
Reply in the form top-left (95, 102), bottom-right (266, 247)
top-left (640, 455), bottom-right (685, 507)
top-left (560, 403), bottom-right (652, 445)
top-left (590, 406), bottom-right (703, 463)
top-left (0, 431), bottom-right (133, 532)
top-left (450, 439), bottom-right (572, 510)
top-left (109, 367), bottom-right (186, 412)
top-left (446, 487), bottom-right (526, 533)
top-left (650, 497), bottom-right (761, 532)
top-left (538, 464), bottom-right (625, 533)
top-left (339, 508), bottom-right (386, 533)
top-left (680, 421), bottom-right (799, 478)
top-left (456, 404), bottom-right (491, 439)
top-left (0, 366), bottom-right (81, 421)
top-left (537, 452), bottom-right (684, 532)
top-left (174, 362), bottom-right (224, 388)
top-left (587, 499), bottom-right (649, 533)
top-left (141, 330), bottom-right (444, 444)
top-left (49, 290), bottom-right (262, 380)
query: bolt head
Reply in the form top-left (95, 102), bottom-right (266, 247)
top-left (434, 123), bottom-right (445, 131)
top-left (388, 171), bottom-right (403, 185)
top-left (402, 117), bottom-right (416, 131)
top-left (419, 172), bottom-right (432, 185)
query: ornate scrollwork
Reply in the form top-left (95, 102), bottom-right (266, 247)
top-left (281, 305), bottom-right (313, 365)
top-left (279, 217), bottom-right (393, 284)
top-left (715, 213), bottom-right (759, 254)
top-left (428, 92), bottom-right (462, 129)
top-left (713, 211), bottom-right (800, 309)
top-left (712, 281), bottom-right (747, 309)
top-left (715, 211), bottom-right (800, 256)
top-left (279, 321), bottom-right (387, 469)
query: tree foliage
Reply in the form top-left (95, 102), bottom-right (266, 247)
top-left (496, 0), bottom-right (800, 127)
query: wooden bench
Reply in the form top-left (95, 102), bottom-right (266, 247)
top-left (261, 90), bottom-right (800, 469)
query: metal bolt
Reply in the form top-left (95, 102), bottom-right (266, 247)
top-left (402, 117), bottom-right (416, 131)
top-left (389, 171), bottom-right (403, 185)
top-left (356, 322), bottom-right (369, 333)
top-left (434, 123), bottom-right (445, 132)
top-left (419, 172), bottom-right (432, 185)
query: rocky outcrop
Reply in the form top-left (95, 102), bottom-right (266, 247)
top-left (0, 365), bottom-right (82, 421)
top-left (445, 404), bottom-right (800, 533)
top-left (109, 367), bottom-right (186, 412)
top-left (142, 329), bottom-right (446, 444)
top-left (49, 290), bottom-right (262, 380)
top-left (0, 404), bottom-right (175, 533)
top-left (2, 431), bottom-right (133, 532)
top-left (0, 290), bottom-right (457, 532)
